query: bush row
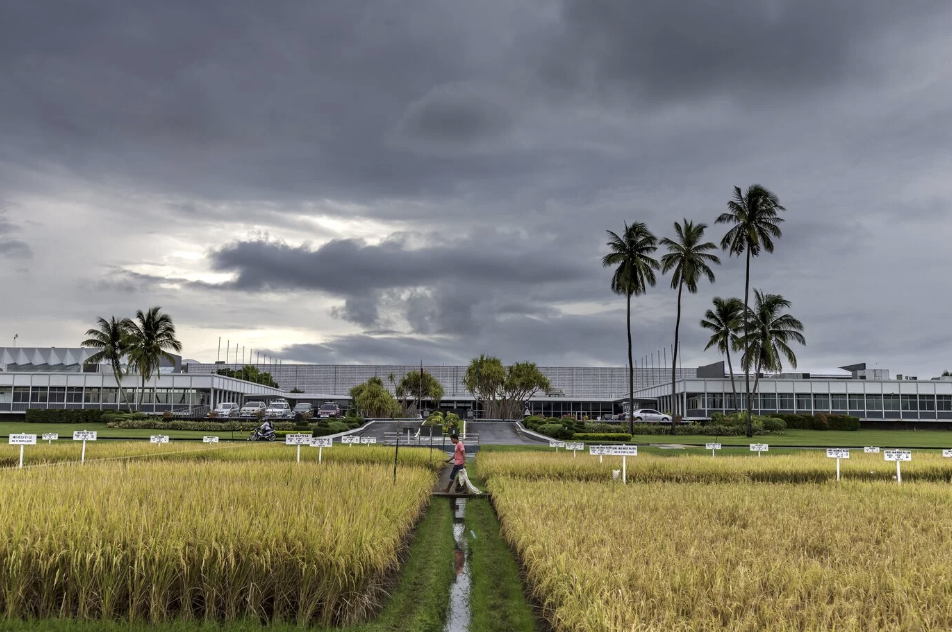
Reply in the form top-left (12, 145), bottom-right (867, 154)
top-left (572, 432), bottom-right (633, 442)
top-left (108, 419), bottom-right (297, 431)
top-left (772, 413), bottom-right (860, 431)
top-left (24, 409), bottom-right (110, 423)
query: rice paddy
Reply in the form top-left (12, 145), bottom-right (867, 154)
top-left (0, 441), bottom-right (438, 626)
top-left (480, 450), bottom-right (952, 631)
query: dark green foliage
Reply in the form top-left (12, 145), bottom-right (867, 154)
top-left (762, 417), bottom-right (786, 432)
top-left (572, 432), bottom-right (634, 442)
top-left (538, 423), bottom-right (573, 440)
top-left (312, 421), bottom-right (350, 436)
top-left (772, 413), bottom-right (859, 431)
top-left (583, 423), bottom-right (632, 434)
top-left (24, 409), bottom-right (108, 423)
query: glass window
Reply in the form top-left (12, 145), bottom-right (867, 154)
top-left (848, 394), bottom-right (864, 410)
top-left (938, 395), bottom-right (952, 412)
top-left (101, 388), bottom-right (117, 404)
top-left (866, 394), bottom-right (883, 410)
top-left (831, 393), bottom-right (847, 410)
top-left (66, 387), bottom-right (84, 403)
top-left (688, 394), bottom-right (704, 410)
top-left (13, 387), bottom-right (30, 403)
top-left (901, 395), bottom-right (918, 412)
top-left (48, 387), bottom-right (66, 403)
top-left (778, 393), bottom-right (794, 410)
top-left (123, 388), bottom-right (137, 405)
top-left (154, 389), bottom-right (170, 404)
top-left (796, 393), bottom-right (813, 411)
top-left (813, 394), bottom-right (830, 411)
top-left (919, 395), bottom-right (936, 411)
top-left (708, 393), bottom-right (724, 409)
top-left (30, 388), bottom-right (49, 403)
top-left (84, 388), bottom-right (101, 403)
top-left (760, 393), bottom-right (777, 411)
top-left (883, 394), bottom-right (900, 411)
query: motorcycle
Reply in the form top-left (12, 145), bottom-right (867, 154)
top-left (248, 426), bottom-right (277, 441)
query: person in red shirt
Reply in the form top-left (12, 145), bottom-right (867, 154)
top-left (444, 434), bottom-right (466, 493)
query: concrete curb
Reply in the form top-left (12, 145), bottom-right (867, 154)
top-left (514, 422), bottom-right (555, 443)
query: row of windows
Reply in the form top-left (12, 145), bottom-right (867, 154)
top-left (688, 393), bottom-right (952, 412)
top-left (4, 387), bottom-right (207, 406)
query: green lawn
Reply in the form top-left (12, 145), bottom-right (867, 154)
top-left (633, 428), bottom-right (952, 449)
top-left (0, 421), bottom-right (250, 441)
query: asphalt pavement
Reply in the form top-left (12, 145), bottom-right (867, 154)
top-left (350, 420), bottom-right (547, 448)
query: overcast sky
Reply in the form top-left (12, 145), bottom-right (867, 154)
top-left (2, 1), bottom-right (951, 375)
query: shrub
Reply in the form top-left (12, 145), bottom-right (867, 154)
top-left (572, 432), bottom-right (633, 442)
top-left (524, 416), bottom-right (545, 431)
top-left (762, 417), bottom-right (786, 433)
top-left (583, 423), bottom-right (631, 434)
top-left (710, 412), bottom-right (726, 424)
top-left (25, 409), bottom-right (108, 424)
top-left (828, 414), bottom-right (860, 431)
top-left (813, 412), bottom-right (830, 431)
top-left (538, 423), bottom-right (573, 440)
top-left (312, 421), bottom-right (350, 436)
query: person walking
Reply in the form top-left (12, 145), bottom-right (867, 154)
top-left (444, 434), bottom-right (466, 493)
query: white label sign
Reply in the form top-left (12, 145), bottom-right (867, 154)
top-left (73, 431), bottom-right (97, 441)
top-left (311, 437), bottom-right (333, 448)
top-left (826, 448), bottom-right (850, 459)
top-left (705, 443), bottom-right (722, 450)
top-left (9, 434), bottom-right (37, 445)
top-left (41, 433), bottom-right (59, 441)
top-left (549, 441), bottom-right (566, 448)
top-left (202, 436), bottom-right (219, 443)
top-left (750, 444), bottom-right (769, 452)
top-left (360, 436), bottom-right (376, 444)
top-left (943, 449), bottom-right (952, 458)
top-left (884, 450), bottom-right (912, 462)
top-left (864, 446), bottom-right (880, 454)
top-left (341, 436), bottom-right (356, 444)
top-left (566, 442), bottom-right (584, 451)
top-left (596, 445), bottom-right (638, 456)
top-left (149, 435), bottom-right (170, 444)
top-left (285, 433), bottom-right (312, 445)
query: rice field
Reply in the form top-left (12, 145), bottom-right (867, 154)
top-left (0, 447), bottom-right (438, 625)
top-left (480, 451), bottom-right (952, 631)
top-left (477, 449), bottom-right (952, 484)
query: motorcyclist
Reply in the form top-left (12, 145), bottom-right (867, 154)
top-left (259, 418), bottom-right (274, 436)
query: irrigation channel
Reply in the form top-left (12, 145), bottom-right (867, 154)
top-left (444, 498), bottom-right (472, 632)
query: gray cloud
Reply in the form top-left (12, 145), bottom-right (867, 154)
top-left (2, 0), bottom-right (952, 376)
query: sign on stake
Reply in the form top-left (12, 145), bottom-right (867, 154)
top-left (202, 436), bottom-right (219, 444)
top-left (72, 430), bottom-right (97, 464)
top-left (342, 436), bottom-right (357, 446)
top-left (9, 434), bottom-right (36, 468)
top-left (884, 449), bottom-right (911, 484)
top-left (589, 445), bottom-right (637, 483)
top-left (549, 441), bottom-right (566, 452)
top-left (566, 442), bottom-right (584, 457)
top-left (285, 433), bottom-right (312, 463)
top-left (864, 446), bottom-right (880, 454)
top-left (311, 437), bottom-right (332, 463)
top-left (942, 449), bottom-right (952, 458)
top-left (826, 448), bottom-right (850, 481)
top-left (705, 443), bottom-right (722, 457)
top-left (750, 443), bottom-right (768, 457)
top-left (41, 433), bottom-right (58, 445)
top-left (149, 435), bottom-right (170, 445)
top-left (360, 436), bottom-right (376, 445)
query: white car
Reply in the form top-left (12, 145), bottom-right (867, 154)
top-left (240, 401), bottom-right (267, 417)
top-left (265, 401), bottom-right (291, 418)
top-left (212, 402), bottom-right (239, 418)
top-left (631, 409), bottom-right (672, 423)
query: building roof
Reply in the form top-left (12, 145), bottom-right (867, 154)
top-left (0, 347), bottom-right (100, 372)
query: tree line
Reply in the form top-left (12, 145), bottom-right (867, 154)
top-left (604, 184), bottom-right (805, 437)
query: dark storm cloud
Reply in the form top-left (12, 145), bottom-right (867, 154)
top-left (536, 0), bottom-right (951, 105)
top-left (0, 209), bottom-right (33, 259)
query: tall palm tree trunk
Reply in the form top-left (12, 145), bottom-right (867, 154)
top-left (627, 292), bottom-right (634, 435)
top-left (139, 374), bottom-right (146, 412)
top-left (744, 249), bottom-right (752, 437)
top-left (671, 280), bottom-right (683, 435)
top-left (113, 361), bottom-right (132, 411)
top-left (725, 349), bottom-right (738, 410)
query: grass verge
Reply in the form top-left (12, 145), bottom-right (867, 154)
top-left (0, 498), bottom-right (456, 632)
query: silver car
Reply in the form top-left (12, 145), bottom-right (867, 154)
top-left (239, 401), bottom-right (267, 417)
top-left (631, 409), bottom-right (672, 423)
top-left (265, 401), bottom-right (291, 418)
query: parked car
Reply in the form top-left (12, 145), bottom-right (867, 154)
top-left (212, 402), bottom-right (239, 418)
top-left (293, 403), bottom-right (313, 418)
top-left (318, 402), bottom-right (341, 418)
top-left (265, 400), bottom-right (292, 418)
top-left (239, 401), bottom-right (267, 417)
top-left (630, 409), bottom-right (672, 423)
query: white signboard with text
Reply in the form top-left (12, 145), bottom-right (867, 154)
top-left (9, 434), bottom-right (36, 446)
top-left (41, 433), bottom-right (58, 442)
top-left (73, 431), bottom-right (97, 441)
top-left (864, 446), bottom-right (880, 454)
top-left (203, 436), bottom-right (219, 443)
top-left (285, 434), bottom-right (312, 445)
top-left (149, 435), bottom-right (170, 444)
top-left (705, 443), bottom-right (722, 450)
top-left (311, 437), bottom-right (333, 448)
top-left (942, 449), bottom-right (952, 458)
top-left (826, 448), bottom-right (850, 459)
top-left (884, 450), bottom-right (912, 462)
top-left (360, 436), bottom-right (376, 445)
top-left (750, 444), bottom-right (769, 453)
top-left (341, 436), bottom-right (357, 444)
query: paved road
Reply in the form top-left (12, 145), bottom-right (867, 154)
top-left (349, 420), bottom-right (546, 449)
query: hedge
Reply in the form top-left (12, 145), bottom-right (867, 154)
top-left (772, 413), bottom-right (859, 431)
top-left (108, 419), bottom-right (296, 431)
top-left (537, 423), bottom-right (573, 440)
top-left (572, 432), bottom-right (633, 442)
top-left (24, 409), bottom-right (109, 424)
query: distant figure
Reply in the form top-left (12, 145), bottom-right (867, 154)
top-left (444, 435), bottom-right (466, 493)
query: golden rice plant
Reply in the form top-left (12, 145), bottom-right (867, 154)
top-left (0, 459), bottom-right (434, 625)
top-left (0, 440), bottom-right (248, 469)
top-left (491, 476), bottom-right (952, 632)
top-left (477, 449), bottom-right (952, 484)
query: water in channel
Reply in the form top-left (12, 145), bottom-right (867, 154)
top-left (443, 498), bottom-right (471, 632)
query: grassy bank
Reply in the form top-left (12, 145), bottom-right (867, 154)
top-left (0, 498), bottom-right (456, 632)
top-left (465, 496), bottom-right (539, 632)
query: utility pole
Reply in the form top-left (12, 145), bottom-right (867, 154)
top-left (13, 334), bottom-right (18, 349)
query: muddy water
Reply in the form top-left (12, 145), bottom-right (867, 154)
top-left (443, 498), bottom-right (471, 632)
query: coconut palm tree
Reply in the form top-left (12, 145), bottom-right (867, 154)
top-left (716, 185), bottom-right (786, 436)
top-left (125, 307), bottom-right (183, 410)
top-left (81, 316), bottom-right (134, 410)
top-left (700, 297), bottom-right (744, 408)
top-left (739, 290), bottom-right (806, 403)
top-left (661, 220), bottom-right (720, 429)
top-left (602, 222), bottom-right (660, 434)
